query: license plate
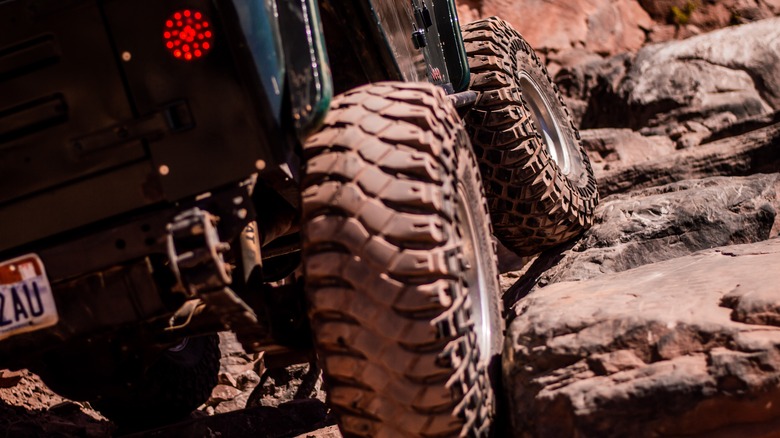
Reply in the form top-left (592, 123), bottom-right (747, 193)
top-left (0, 255), bottom-right (58, 341)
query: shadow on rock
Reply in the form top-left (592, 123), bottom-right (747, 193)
top-left (0, 400), bottom-right (112, 438)
top-left (503, 241), bottom-right (576, 313)
top-left (124, 399), bottom-right (334, 438)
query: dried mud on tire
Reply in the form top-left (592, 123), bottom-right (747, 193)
top-left (302, 82), bottom-right (503, 437)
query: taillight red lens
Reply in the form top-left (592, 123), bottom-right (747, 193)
top-left (163, 9), bottom-right (213, 61)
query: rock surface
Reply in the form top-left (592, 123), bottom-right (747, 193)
top-left (561, 17), bottom-right (780, 130)
top-left (595, 120), bottom-right (780, 196)
top-left (0, 333), bottom-right (334, 438)
top-left (0, 371), bottom-right (111, 437)
top-left (506, 174), bottom-right (780, 305)
top-left (580, 128), bottom-right (676, 175)
top-left (619, 17), bottom-right (780, 129)
top-left (470, 0), bottom-right (654, 56)
top-left (205, 332), bottom-right (329, 422)
top-left (504, 238), bottom-right (780, 437)
top-left (457, 0), bottom-right (780, 73)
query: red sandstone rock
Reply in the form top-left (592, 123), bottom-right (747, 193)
top-left (505, 238), bottom-right (780, 437)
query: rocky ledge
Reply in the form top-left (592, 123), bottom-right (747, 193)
top-left (499, 15), bottom-right (780, 438)
top-left (505, 238), bottom-right (780, 437)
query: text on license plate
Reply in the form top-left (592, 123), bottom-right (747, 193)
top-left (0, 254), bottom-right (58, 341)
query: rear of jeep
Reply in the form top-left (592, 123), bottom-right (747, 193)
top-left (0, 0), bottom-right (303, 425)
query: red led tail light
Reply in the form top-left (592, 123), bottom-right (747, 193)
top-left (163, 9), bottom-right (213, 61)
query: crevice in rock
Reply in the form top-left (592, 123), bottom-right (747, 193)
top-left (505, 241), bottom-right (577, 311)
top-left (703, 109), bottom-right (780, 144)
top-left (676, 54), bottom-right (775, 112)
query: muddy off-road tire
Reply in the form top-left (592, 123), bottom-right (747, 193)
top-left (302, 82), bottom-right (503, 437)
top-left (92, 335), bottom-right (220, 429)
top-left (463, 17), bottom-right (599, 255)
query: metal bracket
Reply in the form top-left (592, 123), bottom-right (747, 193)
top-left (447, 90), bottom-right (478, 108)
top-left (166, 207), bottom-right (260, 332)
top-left (412, 30), bottom-right (427, 49)
top-left (167, 207), bottom-right (231, 297)
top-left (414, 5), bottom-right (433, 30)
top-left (71, 101), bottom-right (193, 158)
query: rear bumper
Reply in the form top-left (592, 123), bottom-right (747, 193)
top-left (0, 182), bottom-right (255, 370)
top-left (0, 258), bottom-right (171, 370)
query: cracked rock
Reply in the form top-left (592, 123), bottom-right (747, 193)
top-left (505, 238), bottom-right (780, 437)
top-left (594, 122), bottom-right (780, 197)
top-left (563, 17), bottom-right (780, 130)
top-left (580, 128), bottom-right (676, 175)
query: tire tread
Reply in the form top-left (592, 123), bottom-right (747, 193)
top-left (463, 17), bottom-right (599, 254)
top-left (303, 82), bottom-right (497, 437)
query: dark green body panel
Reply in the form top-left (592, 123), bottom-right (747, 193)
top-left (0, 0), bottom-right (289, 254)
top-left (0, 0), bottom-right (465, 255)
top-left (364, 0), bottom-right (470, 92)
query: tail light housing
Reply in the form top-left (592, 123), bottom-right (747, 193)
top-left (163, 9), bottom-right (213, 61)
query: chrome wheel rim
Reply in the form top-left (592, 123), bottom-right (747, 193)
top-left (457, 186), bottom-right (495, 362)
top-left (519, 71), bottom-right (573, 175)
